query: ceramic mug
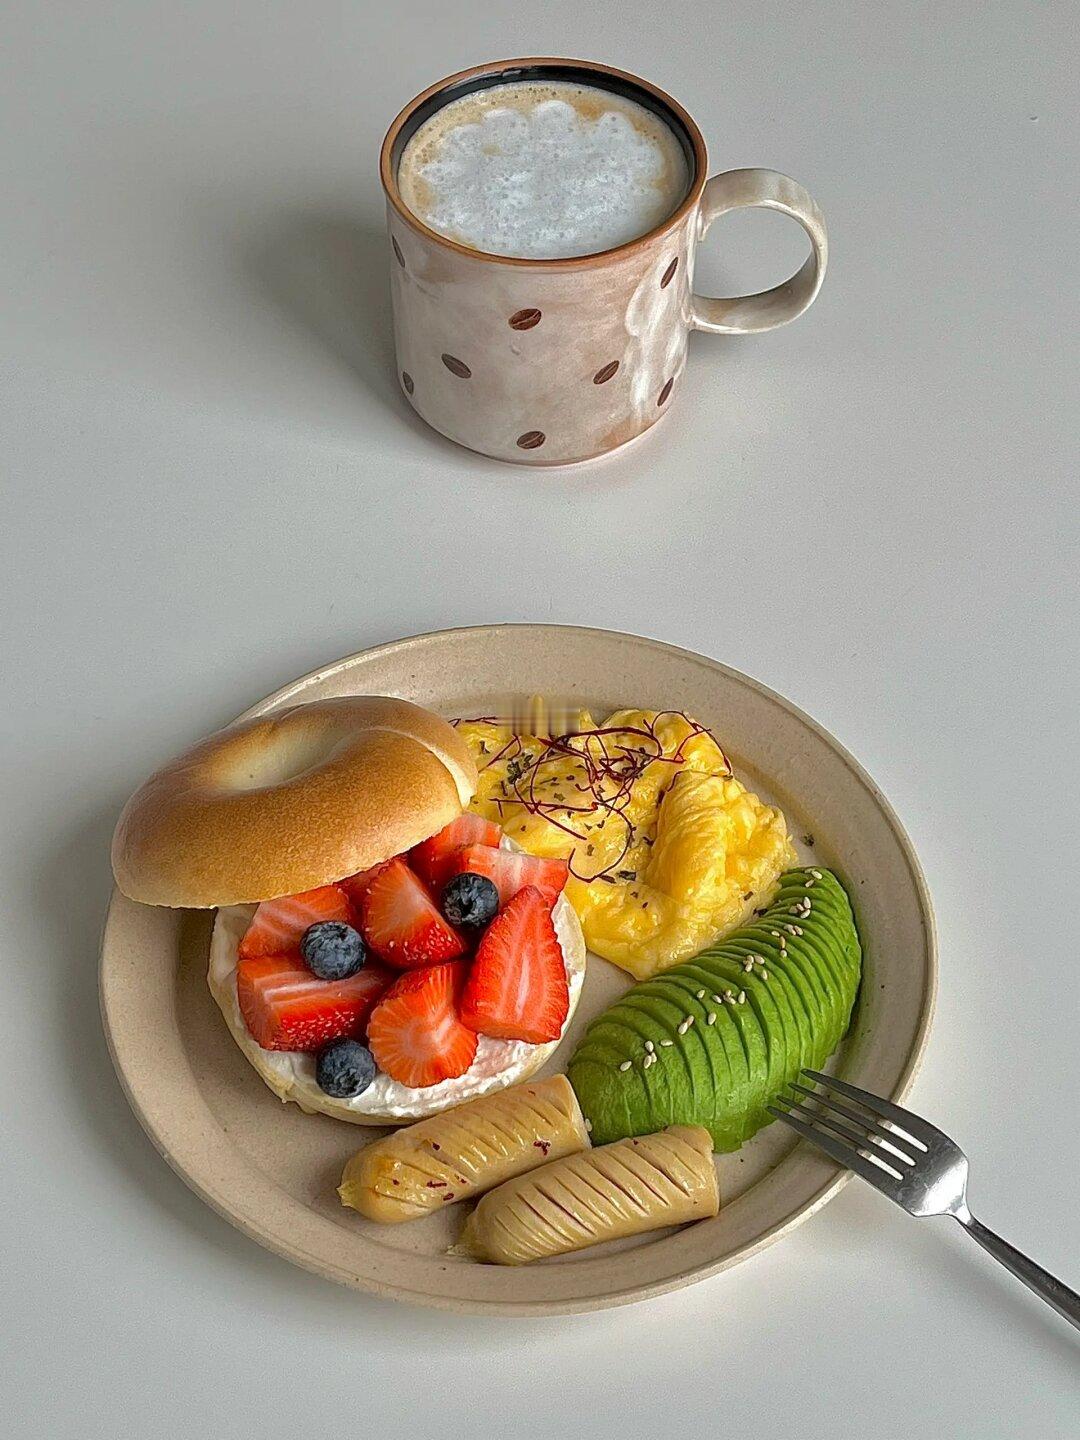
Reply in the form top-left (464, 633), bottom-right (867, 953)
top-left (380, 58), bottom-right (828, 466)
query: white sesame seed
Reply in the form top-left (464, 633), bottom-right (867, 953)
top-left (643, 1053), bottom-right (655, 1069)
top-left (743, 959), bottom-right (754, 972)
top-left (770, 930), bottom-right (781, 938)
top-left (712, 993), bottom-right (724, 1003)
top-left (779, 935), bottom-right (787, 947)
top-left (584, 1118), bottom-right (593, 1132)
top-left (660, 1038), bottom-right (674, 1047)
top-left (760, 969), bottom-right (769, 980)
top-left (696, 988), bottom-right (706, 999)
top-left (706, 1011), bottom-right (717, 1025)
top-left (644, 1039), bottom-right (655, 1053)
top-left (724, 988), bottom-right (735, 1000)
top-left (811, 869), bottom-right (823, 880)
top-left (619, 1060), bottom-right (632, 1072)
top-left (677, 1017), bottom-right (693, 1034)
top-left (738, 990), bottom-right (746, 1004)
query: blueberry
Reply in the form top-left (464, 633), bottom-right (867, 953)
top-left (300, 921), bottom-right (366, 980)
top-left (442, 872), bottom-right (500, 928)
top-left (315, 1038), bottom-right (376, 1098)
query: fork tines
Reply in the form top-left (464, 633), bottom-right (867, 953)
top-left (766, 1069), bottom-right (932, 1194)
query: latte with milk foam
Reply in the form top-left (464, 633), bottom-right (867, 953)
top-left (397, 79), bottom-right (690, 260)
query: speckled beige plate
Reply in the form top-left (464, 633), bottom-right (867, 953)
top-left (100, 626), bottom-right (936, 1314)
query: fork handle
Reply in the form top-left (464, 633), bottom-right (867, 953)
top-left (958, 1212), bottom-right (1080, 1331)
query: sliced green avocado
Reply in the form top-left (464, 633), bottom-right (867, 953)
top-left (624, 978), bottom-right (742, 1151)
top-left (666, 962), bottom-right (765, 1141)
top-left (675, 957), bottom-right (789, 1139)
top-left (617, 992), bottom-right (703, 1117)
top-left (711, 937), bottom-right (804, 1091)
top-left (577, 1017), bottom-right (668, 1134)
top-left (567, 867), bottom-right (862, 1150)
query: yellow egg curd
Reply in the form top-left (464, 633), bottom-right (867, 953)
top-left (456, 709), bottom-right (796, 979)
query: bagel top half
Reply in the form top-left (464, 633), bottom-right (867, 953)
top-left (111, 696), bottom-right (478, 908)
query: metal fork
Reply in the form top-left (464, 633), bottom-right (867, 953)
top-left (768, 1070), bottom-right (1080, 1331)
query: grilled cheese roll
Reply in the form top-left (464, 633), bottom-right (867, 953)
top-left (338, 1075), bottom-right (589, 1223)
top-left (459, 1124), bottom-right (719, 1264)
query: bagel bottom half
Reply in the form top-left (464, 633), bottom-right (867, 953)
top-left (208, 869), bottom-right (587, 1126)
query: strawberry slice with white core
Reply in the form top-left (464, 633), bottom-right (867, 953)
top-left (459, 886), bottom-right (569, 1045)
top-left (409, 813), bottom-right (502, 894)
top-left (337, 862), bottom-right (388, 910)
top-left (367, 962), bottom-right (478, 1088)
top-left (238, 885), bottom-right (356, 961)
top-left (450, 845), bottom-right (568, 910)
top-left (360, 857), bottom-right (467, 969)
top-left (236, 954), bottom-right (391, 1051)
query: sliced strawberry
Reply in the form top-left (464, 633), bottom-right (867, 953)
top-left (236, 954), bottom-right (391, 1051)
top-left (450, 845), bottom-right (568, 910)
top-left (337, 862), bottom-right (389, 910)
top-left (409, 813), bottom-right (502, 893)
top-left (459, 886), bottom-right (569, 1045)
top-left (238, 885), bottom-right (355, 961)
top-left (360, 857), bottom-right (467, 969)
top-left (367, 962), bottom-right (477, 1088)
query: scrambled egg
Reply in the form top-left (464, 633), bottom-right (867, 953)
top-left (457, 709), bottom-right (796, 979)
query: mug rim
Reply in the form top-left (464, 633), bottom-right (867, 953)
top-left (379, 56), bottom-right (709, 269)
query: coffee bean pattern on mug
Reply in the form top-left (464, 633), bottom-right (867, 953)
top-left (395, 240), bottom-right (685, 453)
top-left (384, 60), bottom-right (829, 462)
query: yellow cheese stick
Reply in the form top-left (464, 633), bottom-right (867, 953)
top-left (459, 1125), bottom-right (719, 1264)
top-left (338, 1075), bottom-right (590, 1223)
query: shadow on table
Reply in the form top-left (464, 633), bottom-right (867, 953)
top-left (237, 204), bottom-right (696, 489)
top-left (240, 210), bottom-right (434, 446)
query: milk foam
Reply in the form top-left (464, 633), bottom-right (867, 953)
top-left (398, 80), bottom-right (690, 259)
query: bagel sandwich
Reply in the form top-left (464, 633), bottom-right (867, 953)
top-left (111, 696), bottom-right (586, 1124)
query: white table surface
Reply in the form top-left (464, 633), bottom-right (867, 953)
top-left (3, 2), bottom-right (1078, 1435)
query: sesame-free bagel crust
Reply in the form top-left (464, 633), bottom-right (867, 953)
top-left (111, 696), bottom-right (478, 907)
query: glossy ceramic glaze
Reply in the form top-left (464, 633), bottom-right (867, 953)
top-left (380, 60), bottom-right (828, 465)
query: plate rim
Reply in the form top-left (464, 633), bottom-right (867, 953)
top-left (100, 624), bottom-right (937, 1313)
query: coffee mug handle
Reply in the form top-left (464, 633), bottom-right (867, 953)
top-left (690, 168), bottom-right (828, 334)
